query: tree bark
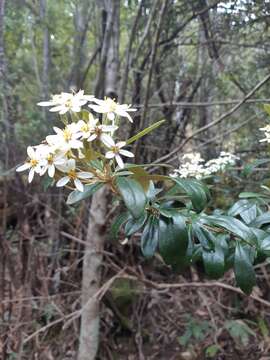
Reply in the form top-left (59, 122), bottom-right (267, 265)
top-left (78, 1), bottom-right (120, 359)
top-left (78, 186), bottom-right (109, 360)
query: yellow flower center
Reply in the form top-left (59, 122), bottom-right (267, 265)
top-left (81, 124), bottom-right (89, 132)
top-left (47, 154), bottom-right (53, 164)
top-left (68, 170), bottom-right (77, 180)
top-left (65, 99), bottom-right (73, 108)
top-left (63, 128), bottom-right (72, 141)
top-left (105, 98), bottom-right (117, 112)
top-left (112, 146), bottom-right (119, 154)
top-left (30, 159), bottom-right (38, 167)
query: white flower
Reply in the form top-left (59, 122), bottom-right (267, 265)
top-left (86, 118), bottom-right (118, 145)
top-left (46, 123), bottom-right (83, 152)
top-left (260, 124), bottom-right (270, 143)
top-left (16, 146), bottom-right (45, 183)
top-left (104, 138), bottom-right (134, 168)
top-left (77, 114), bottom-right (97, 139)
top-left (37, 90), bottom-right (94, 114)
top-left (38, 145), bottom-right (67, 178)
top-left (56, 159), bottom-right (93, 192)
top-left (170, 151), bottom-right (238, 179)
top-left (89, 97), bottom-right (136, 123)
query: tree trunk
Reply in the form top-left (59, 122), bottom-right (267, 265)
top-left (78, 1), bottom-right (120, 359)
top-left (78, 186), bottom-right (109, 360)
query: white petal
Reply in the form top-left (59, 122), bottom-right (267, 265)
top-left (119, 149), bottom-right (134, 158)
top-left (71, 106), bottom-right (81, 113)
top-left (59, 107), bottom-right (69, 115)
top-left (116, 141), bottom-right (126, 148)
top-left (88, 104), bottom-right (107, 113)
top-left (49, 105), bottom-right (64, 112)
top-left (115, 154), bottom-right (124, 168)
top-left (70, 140), bottom-right (83, 149)
top-left (16, 163), bottom-right (31, 172)
top-left (37, 101), bottom-right (54, 106)
top-left (105, 151), bottom-right (115, 159)
top-left (27, 146), bottom-right (35, 158)
top-left (87, 134), bottom-right (97, 142)
top-left (107, 112), bottom-right (115, 120)
top-left (117, 110), bottom-right (133, 122)
top-left (48, 165), bottom-right (55, 178)
top-left (101, 134), bottom-right (115, 147)
top-left (28, 168), bottom-right (35, 183)
top-left (77, 172), bottom-right (94, 179)
top-left (74, 178), bottom-right (84, 192)
top-left (56, 176), bottom-right (70, 187)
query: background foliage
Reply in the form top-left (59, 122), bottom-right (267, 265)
top-left (1, 0), bottom-right (270, 359)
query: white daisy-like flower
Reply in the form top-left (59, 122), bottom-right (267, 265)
top-left (77, 114), bottom-right (99, 139)
top-left (46, 123), bottom-right (83, 153)
top-left (38, 145), bottom-right (67, 178)
top-left (89, 97), bottom-right (136, 123)
top-left (16, 146), bottom-right (45, 183)
top-left (37, 90), bottom-right (94, 114)
top-left (86, 119), bottom-right (118, 145)
top-left (104, 137), bottom-right (134, 168)
top-left (56, 159), bottom-right (94, 192)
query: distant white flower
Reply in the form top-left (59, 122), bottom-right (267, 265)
top-left (170, 151), bottom-right (238, 179)
top-left (46, 123), bottom-right (83, 152)
top-left (16, 146), bottom-right (45, 183)
top-left (89, 97), bottom-right (136, 123)
top-left (104, 138), bottom-right (134, 168)
top-left (260, 124), bottom-right (270, 143)
top-left (37, 90), bottom-right (94, 114)
top-left (38, 145), bottom-right (67, 178)
top-left (56, 159), bottom-right (93, 192)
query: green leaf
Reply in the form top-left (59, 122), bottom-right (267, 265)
top-left (239, 191), bottom-right (269, 199)
top-left (116, 177), bottom-right (147, 218)
top-left (264, 104), bottom-right (270, 116)
top-left (260, 236), bottom-right (270, 256)
top-left (141, 216), bottom-right (159, 257)
top-left (125, 212), bottom-right (147, 237)
top-left (234, 242), bottom-right (256, 294)
top-left (111, 212), bottom-right (130, 240)
top-left (126, 120), bottom-right (165, 145)
top-left (159, 214), bottom-right (188, 265)
top-left (170, 178), bottom-right (209, 212)
top-left (203, 246), bottom-right (224, 279)
top-left (251, 212), bottom-right (270, 228)
top-left (201, 215), bottom-right (256, 244)
top-left (66, 183), bottom-right (103, 205)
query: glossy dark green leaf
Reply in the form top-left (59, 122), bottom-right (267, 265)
top-left (66, 182), bottom-right (103, 205)
top-left (171, 177), bottom-right (208, 212)
top-left (116, 177), bottom-right (147, 218)
top-left (203, 246), bottom-right (224, 279)
top-left (234, 242), bottom-right (256, 294)
top-left (260, 236), bottom-right (270, 256)
top-left (201, 215), bottom-right (256, 244)
top-left (111, 212), bottom-right (130, 240)
top-left (159, 214), bottom-right (188, 265)
top-left (141, 216), bottom-right (159, 258)
top-left (251, 213), bottom-right (270, 228)
top-left (125, 212), bottom-right (148, 237)
top-left (192, 223), bottom-right (214, 250)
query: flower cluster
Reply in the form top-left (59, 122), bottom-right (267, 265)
top-left (170, 151), bottom-right (239, 179)
top-left (17, 91), bottom-right (136, 192)
top-left (259, 124), bottom-right (270, 143)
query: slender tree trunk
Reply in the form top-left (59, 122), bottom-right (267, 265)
top-left (78, 1), bottom-right (120, 359)
top-left (78, 186), bottom-right (109, 360)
